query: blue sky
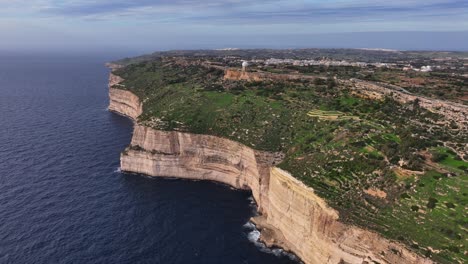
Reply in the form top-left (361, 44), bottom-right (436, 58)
top-left (1, 0), bottom-right (467, 52)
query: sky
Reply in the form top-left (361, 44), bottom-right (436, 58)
top-left (1, 0), bottom-right (468, 53)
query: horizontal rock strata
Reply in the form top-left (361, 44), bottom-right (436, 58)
top-left (108, 73), bottom-right (142, 121)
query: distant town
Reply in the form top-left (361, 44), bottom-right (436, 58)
top-left (250, 56), bottom-right (466, 74)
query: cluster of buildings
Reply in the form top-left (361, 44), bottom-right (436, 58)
top-left (403, 65), bottom-right (433, 72)
top-left (234, 55), bottom-right (468, 74)
top-left (260, 58), bottom-right (396, 68)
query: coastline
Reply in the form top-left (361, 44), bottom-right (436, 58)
top-left (107, 69), bottom-right (433, 264)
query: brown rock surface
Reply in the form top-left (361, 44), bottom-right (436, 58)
top-left (224, 69), bottom-right (318, 82)
top-left (107, 73), bottom-right (142, 121)
top-left (255, 168), bottom-right (432, 264)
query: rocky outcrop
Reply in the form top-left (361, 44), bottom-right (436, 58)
top-left (224, 69), bottom-right (318, 82)
top-left (109, 74), bottom-right (432, 264)
top-left (109, 72), bottom-right (124, 87)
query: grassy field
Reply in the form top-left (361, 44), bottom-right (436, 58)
top-left (113, 58), bottom-right (467, 263)
top-left (433, 147), bottom-right (468, 171)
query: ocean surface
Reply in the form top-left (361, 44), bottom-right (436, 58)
top-left (0, 54), bottom-right (297, 264)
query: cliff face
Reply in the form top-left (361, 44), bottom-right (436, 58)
top-left (108, 73), bottom-right (143, 121)
top-left (255, 168), bottom-right (431, 264)
top-left (122, 125), bottom-right (276, 213)
top-left (120, 127), bottom-right (431, 264)
top-left (109, 74), bottom-right (432, 264)
top-left (123, 126), bottom-right (262, 198)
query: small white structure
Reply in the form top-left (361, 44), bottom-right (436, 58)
top-left (242, 61), bottom-right (249, 72)
top-left (420, 66), bottom-right (432, 72)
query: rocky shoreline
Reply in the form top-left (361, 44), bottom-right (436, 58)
top-left (108, 69), bottom-right (432, 264)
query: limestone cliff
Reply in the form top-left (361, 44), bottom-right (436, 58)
top-left (253, 168), bottom-right (432, 264)
top-left (109, 73), bottom-right (432, 264)
top-left (108, 73), bottom-right (143, 121)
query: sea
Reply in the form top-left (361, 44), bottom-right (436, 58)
top-left (0, 53), bottom-right (298, 264)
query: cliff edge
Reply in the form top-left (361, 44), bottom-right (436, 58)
top-left (108, 73), bottom-right (143, 121)
top-left (108, 72), bottom-right (432, 264)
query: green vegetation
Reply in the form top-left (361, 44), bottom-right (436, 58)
top-left (113, 56), bottom-right (467, 263)
top-left (374, 170), bottom-right (467, 263)
top-left (432, 147), bottom-right (468, 172)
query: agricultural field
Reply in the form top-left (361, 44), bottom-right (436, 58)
top-left (307, 109), bottom-right (359, 121)
top-left (113, 54), bottom-right (467, 263)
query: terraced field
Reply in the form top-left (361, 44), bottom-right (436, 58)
top-left (307, 109), bottom-right (359, 121)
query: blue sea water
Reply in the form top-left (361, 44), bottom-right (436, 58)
top-left (0, 53), bottom-right (297, 264)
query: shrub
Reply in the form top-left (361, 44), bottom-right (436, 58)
top-left (446, 149), bottom-right (456, 155)
top-left (314, 78), bottom-right (326, 86)
top-left (445, 202), bottom-right (455, 209)
top-left (448, 246), bottom-right (460, 253)
top-left (401, 193), bottom-right (411, 199)
top-left (431, 152), bottom-right (448, 163)
top-left (427, 197), bottom-right (438, 209)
